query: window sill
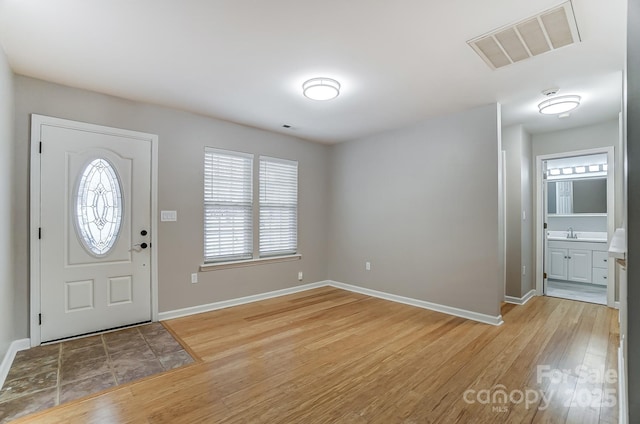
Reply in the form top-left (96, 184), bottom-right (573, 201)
top-left (200, 254), bottom-right (301, 271)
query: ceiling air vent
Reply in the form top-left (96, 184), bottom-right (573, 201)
top-left (468, 1), bottom-right (581, 70)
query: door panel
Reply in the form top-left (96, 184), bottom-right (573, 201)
top-left (39, 122), bottom-right (152, 342)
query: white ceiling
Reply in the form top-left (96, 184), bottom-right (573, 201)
top-left (0, 0), bottom-right (627, 143)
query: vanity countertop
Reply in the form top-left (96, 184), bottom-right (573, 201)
top-left (547, 230), bottom-right (607, 243)
top-left (608, 228), bottom-right (626, 260)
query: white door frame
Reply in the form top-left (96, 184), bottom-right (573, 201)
top-left (501, 150), bottom-right (507, 300)
top-left (29, 114), bottom-right (159, 346)
top-left (534, 146), bottom-right (616, 308)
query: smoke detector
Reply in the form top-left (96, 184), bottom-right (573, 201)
top-left (541, 88), bottom-right (560, 96)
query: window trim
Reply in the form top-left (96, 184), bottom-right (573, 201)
top-left (199, 253), bottom-right (301, 271)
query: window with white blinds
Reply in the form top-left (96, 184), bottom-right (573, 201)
top-left (204, 148), bottom-right (253, 262)
top-left (259, 156), bottom-right (298, 257)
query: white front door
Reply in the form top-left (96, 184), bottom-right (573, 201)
top-left (32, 115), bottom-right (156, 343)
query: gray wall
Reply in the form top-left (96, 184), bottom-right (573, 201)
top-left (12, 77), bottom-right (506, 341)
top-left (327, 104), bottom-right (503, 318)
top-left (0, 46), bottom-right (15, 358)
top-left (502, 125), bottom-right (534, 298)
top-left (627, 0), bottom-right (639, 419)
top-left (13, 76), bottom-right (330, 337)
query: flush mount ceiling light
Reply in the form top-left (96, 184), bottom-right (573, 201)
top-left (302, 78), bottom-right (340, 101)
top-left (538, 95), bottom-right (581, 115)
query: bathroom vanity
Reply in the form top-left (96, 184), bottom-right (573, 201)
top-left (547, 232), bottom-right (608, 285)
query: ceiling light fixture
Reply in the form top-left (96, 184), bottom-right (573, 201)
top-left (302, 78), bottom-right (340, 101)
top-left (538, 95), bottom-right (581, 115)
top-left (547, 164), bottom-right (606, 177)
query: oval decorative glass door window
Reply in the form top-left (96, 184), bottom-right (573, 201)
top-left (75, 158), bottom-right (123, 256)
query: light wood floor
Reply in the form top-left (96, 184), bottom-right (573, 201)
top-left (13, 287), bottom-right (619, 423)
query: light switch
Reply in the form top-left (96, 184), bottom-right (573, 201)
top-left (161, 210), bottom-right (177, 222)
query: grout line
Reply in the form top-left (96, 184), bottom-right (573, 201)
top-left (55, 343), bottom-right (61, 406)
top-left (102, 334), bottom-right (118, 386)
top-left (136, 327), bottom-right (161, 369)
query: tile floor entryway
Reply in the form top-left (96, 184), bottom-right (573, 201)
top-left (546, 279), bottom-right (607, 305)
top-left (0, 322), bottom-right (195, 423)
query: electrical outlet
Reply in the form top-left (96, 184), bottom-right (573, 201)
top-left (298, 271), bottom-right (303, 281)
top-left (365, 261), bottom-right (371, 271)
top-left (522, 210), bottom-right (526, 221)
top-left (522, 266), bottom-right (526, 276)
top-left (191, 273), bottom-right (198, 284)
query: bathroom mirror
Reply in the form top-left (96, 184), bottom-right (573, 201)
top-left (547, 177), bottom-right (607, 215)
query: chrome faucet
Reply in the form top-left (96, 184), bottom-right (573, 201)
top-left (567, 227), bottom-right (578, 239)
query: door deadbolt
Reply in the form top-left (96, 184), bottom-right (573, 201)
top-left (140, 230), bottom-right (148, 236)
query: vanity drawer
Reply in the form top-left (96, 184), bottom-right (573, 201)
top-left (592, 267), bottom-right (608, 285)
top-left (592, 251), bottom-right (609, 269)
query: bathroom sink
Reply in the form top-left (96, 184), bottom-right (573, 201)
top-left (546, 231), bottom-right (607, 243)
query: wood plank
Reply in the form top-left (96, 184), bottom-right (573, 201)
top-left (9, 288), bottom-right (619, 424)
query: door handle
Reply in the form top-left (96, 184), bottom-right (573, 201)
top-left (130, 242), bottom-right (149, 252)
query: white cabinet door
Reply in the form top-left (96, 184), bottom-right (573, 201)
top-left (548, 248), bottom-right (568, 280)
top-left (568, 249), bottom-right (592, 283)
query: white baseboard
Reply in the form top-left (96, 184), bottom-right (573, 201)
top-left (504, 289), bottom-right (536, 305)
top-left (159, 280), bottom-right (504, 326)
top-left (0, 338), bottom-right (30, 388)
top-left (158, 281), bottom-right (330, 321)
top-left (328, 281), bottom-right (504, 326)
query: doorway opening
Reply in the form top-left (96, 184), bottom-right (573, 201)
top-left (535, 147), bottom-right (615, 306)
